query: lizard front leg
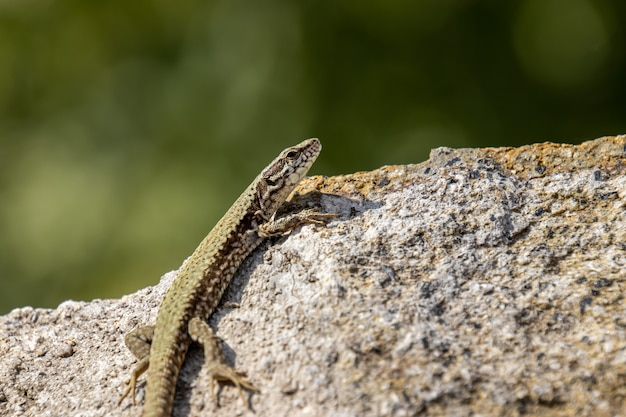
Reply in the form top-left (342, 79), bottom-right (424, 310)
top-left (259, 208), bottom-right (336, 237)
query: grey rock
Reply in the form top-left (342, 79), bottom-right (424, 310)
top-left (1, 135), bottom-right (625, 417)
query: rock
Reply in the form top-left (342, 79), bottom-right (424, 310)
top-left (1, 135), bottom-right (625, 417)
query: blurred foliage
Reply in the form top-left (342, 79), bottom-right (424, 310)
top-left (1, 0), bottom-right (625, 313)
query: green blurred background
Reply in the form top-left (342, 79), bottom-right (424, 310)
top-left (1, 0), bottom-right (625, 314)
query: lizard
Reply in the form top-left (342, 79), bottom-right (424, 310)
top-left (118, 138), bottom-right (332, 417)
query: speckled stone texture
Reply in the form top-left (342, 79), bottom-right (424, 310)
top-left (1, 135), bottom-right (624, 417)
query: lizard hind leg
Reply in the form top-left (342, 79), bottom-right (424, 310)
top-left (119, 325), bottom-right (154, 405)
top-left (188, 317), bottom-right (258, 407)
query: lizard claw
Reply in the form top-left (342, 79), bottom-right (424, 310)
top-left (207, 364), bottom-right (259, 407)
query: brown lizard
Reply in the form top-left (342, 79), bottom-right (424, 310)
top-left (119, 138), bottom-right (332, 416)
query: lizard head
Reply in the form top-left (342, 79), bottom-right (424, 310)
top-left (256, 138), bottom-right (322, 217)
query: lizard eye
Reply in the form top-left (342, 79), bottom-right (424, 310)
top-left (285, 150), bottom-right (298, 159)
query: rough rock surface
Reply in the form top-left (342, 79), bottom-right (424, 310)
top-left (1, 135), bottom-right (625, 417)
